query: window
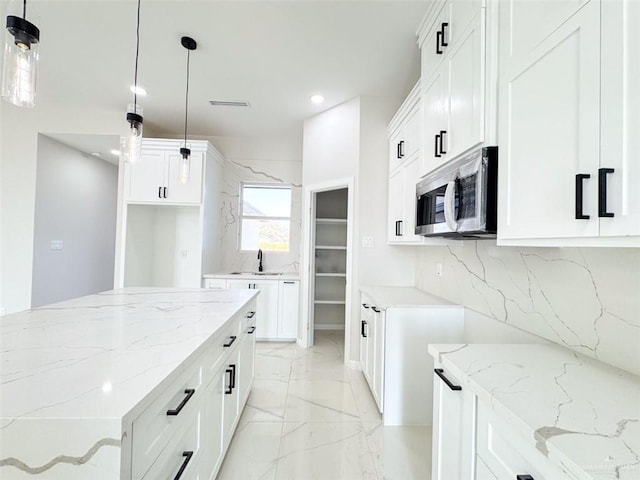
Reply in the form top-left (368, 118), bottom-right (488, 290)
top-left (240, 183), bottom-right (292, 251)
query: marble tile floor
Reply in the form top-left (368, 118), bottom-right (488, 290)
top-left (217, 330), bottom-right (432, 480)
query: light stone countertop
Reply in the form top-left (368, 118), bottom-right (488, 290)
top-left (0, 287), bottom-right (259, 479)
top-left (203, 272), bottom-right (300, 281)
top-left (429, 343), bottom-right (640, 480)
top-left (360, 285), bottom-right (457, 309)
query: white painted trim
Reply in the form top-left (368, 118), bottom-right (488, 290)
top-left (346, 360), bottom-right (361, 371)
top-left (300, 177), bottom-right (355, 367)
top-left (313, 325), bottom-right (345, 331)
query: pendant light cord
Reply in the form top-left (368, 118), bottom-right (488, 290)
top-left (133, 0), bottom-right (141, 108)
top-left (184, 49), bottom-right (191, 148)
top-left (22, 0), bottom-right (26, 18)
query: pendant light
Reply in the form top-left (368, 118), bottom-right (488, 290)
top-left (1, 0), bottom-right (40, 107)
top-left (179, 36), bottom-right (196, 184)
top-left (124, 0), bottom-right (143, 164)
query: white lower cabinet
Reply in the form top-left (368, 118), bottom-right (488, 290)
top-left (431, 366), bottom-right (475, 480)
top-left (207, 277), bottom-right (299, 341)
top-left (359, 291), bottom-right (464, 425)
top-left (132, 302), bottom-right (256, 480)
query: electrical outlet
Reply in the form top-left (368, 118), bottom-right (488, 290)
top-left (436, 263), bottom-right (443, 276)
top-left (50, 240), bottom-right (63, 250)
top-left (362, 236), bottom-right (375, 248)
top-left (180, 249), bottom-right (188, 259)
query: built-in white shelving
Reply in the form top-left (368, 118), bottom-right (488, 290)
top-left (315, 245), bottom-right (347, 250)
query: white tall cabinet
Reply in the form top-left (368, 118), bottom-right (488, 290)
top-left (114, 139), bottom-right (224, 288)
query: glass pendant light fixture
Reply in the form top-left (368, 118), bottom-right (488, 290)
top-left (179, 36), bottom-right (196, 184)
top-left (1, 0), bottom-right (40, 107)
top-left (124, 0), bottom-right (143, 164)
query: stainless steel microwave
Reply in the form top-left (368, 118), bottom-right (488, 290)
top-left (415, 146), bottom-right (498, 238)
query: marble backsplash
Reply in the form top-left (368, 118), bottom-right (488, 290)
top-left (416, 242), bottom-right (640, 376)
top-left (219, 158), bottom-right (302, 275)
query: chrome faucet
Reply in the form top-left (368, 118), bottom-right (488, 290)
top-left (257, 249), bottom-right (263, 272)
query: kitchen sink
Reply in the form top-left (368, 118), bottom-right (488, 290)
top-left (229, 272), bottom-right (283, 276)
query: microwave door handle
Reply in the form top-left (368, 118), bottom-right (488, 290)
top-left (444, 180), bottom-right (459, 231)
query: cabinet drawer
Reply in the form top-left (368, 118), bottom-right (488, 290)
top-left (142, 407), bottom-right (201, 480)
top-left (132, 365), bottom-right (202, 479)
top-left (203, 317), bottom-right (242, 385)
top-left (477, 402), bottom-right (571, 479)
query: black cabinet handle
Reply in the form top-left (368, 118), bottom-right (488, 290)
top-left (516, 476), bottom-right (534, 480)
top-left (225, 368), bottom-right (233, 394)
top-left (399, 140), bottom-right (405, 158)
top-left (436, 30), bottom-right (443, 54)
top-left (223, 335), bottom-right (237, 348)
top-left (163, 186), bottom-right (168, 199)
top-left (439, 130), bottom-right (447, 155)
top-left (361, 320), bottom-right (367, 338)
top-left (575, 174), bottom-right (590, 219)
top-left (598, 168), bottom-right (615, 217)
top-left (435, 133), bottom-right (442, 158)
top-left (166, 389), bottom-right (196, 416)
top-left (362, 303), bottom-right (370, 309)
top-left (372, 306), bottom-right (380, 313)
top-left (158, 186), bottom-right (162, 199)
top-left (441, 22), bottom-right (449, 47)
top-left (173, 451), bottom-right (194, 480)
top-left (247, 326), bottom-right (256, 334)
top-left (230, 364), bottom-right (236, 389)
top-left (246, 311), bottom-right (255, 318)
top-left (434, 368), bottom-right (462, 391)
top-left (284, 281), bottom-right (295, 284)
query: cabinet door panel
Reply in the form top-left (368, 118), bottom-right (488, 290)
top-left (387, 168), bottom-right (404, 243)
top-left (238, 329), bottom-right (255, 406)
top-left (389, 130), bottom-right (404, 173)
top-left (404, 104), bottom-right (422, 160)
top-left (498, 1), bottom-right (600, 239)
top-left (278, 281), bottom-right (299, 339)
top-left (166, 151), bottom-right (203, 205)
top-left (127, 151), bottom-right (166, 203)
top-left (421, 4), bottom-right (448, 84)
top-left (222, 353), bottom-right (240, 449)
top-left (372, 310), bottom-right (385, 412)
top-left (600, 1), bottom-right (640, 236)
top-left (401, 156), bottom-right (422, 242)
top-left (202, 369), bottom-right (225, 479)
top-left (445, 10), bottom-right (485, 160)
top-left (448, 0), bottom-right (482, 51)
top-left (422, 69), bottom-right (447, 176)
top-left (253, 280), bottom-right (279, 339)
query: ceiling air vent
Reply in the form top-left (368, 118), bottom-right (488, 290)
top-left (209, 100), bottom-right (251, 107)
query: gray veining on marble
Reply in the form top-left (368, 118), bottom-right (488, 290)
top-left (416, 242), bottom-right (640, 375)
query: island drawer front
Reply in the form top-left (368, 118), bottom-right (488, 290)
top-left (477, 402), bottom-right (571, 480)
top-left (141, 407), bottom-right (202, 480)
top-left (132, 364), bottom-right (203, 480)
top-left (203, 317), bottom-right (242, 385)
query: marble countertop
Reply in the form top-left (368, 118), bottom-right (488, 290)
top-left (360, 285), bottom-right (457, 309)
top-left (429, 343), bottom-right (640, 480)
top-left (0, 287), bottom-right (258, 423)
top-left (204, 272), bottom-right (300, 280)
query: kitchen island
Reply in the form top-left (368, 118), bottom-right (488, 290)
top-left (0, 287), bottom-right (259, 480)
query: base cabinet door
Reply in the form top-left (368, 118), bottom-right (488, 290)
top-left (202, 368), bottom-right (225, 479)
top-left (222, 349), bottom-right (240, 449)
top-left (238, 319), bottom-right (256, 406)
top-left (278, 280), bottom-right (299, 339)
top-left (431, 366), bottom-right (475, 480)
top-left (372, 308), bottom-right (385, 412)
top-left (359, 303), bottom-right (370, 376)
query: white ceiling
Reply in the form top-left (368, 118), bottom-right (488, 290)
top-left (21, 1), bottom-right (427, 143)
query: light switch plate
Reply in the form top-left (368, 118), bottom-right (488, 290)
top-left (50, 240), bottom-right (64, 250)
top-left (362, 236), bottom-right (375, 248)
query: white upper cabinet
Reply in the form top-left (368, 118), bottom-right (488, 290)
top-left (125, 139), bottom-right (203, 205)
top-left (418, 0), bottom-right (489, 177)
top-left (497, 0), bottom-right (639, 246)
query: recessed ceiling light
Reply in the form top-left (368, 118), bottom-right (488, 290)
top-left (90, 152), bottom-right (102, 157)
top-left (130, 85), bottom-right (147, 96)
top-left (110, 149), bottom-right (121, 156)
top-left (310, 94), bottom-right (325, 104)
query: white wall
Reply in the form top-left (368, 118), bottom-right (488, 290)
top-left (31, 136), bottom-right (118, 307)
top-left (415, 242), bottom-right (640, 376)
top-left (302, 96), bottom-right (417, 363)
top-left (0, 104), bottom-right (124, 314)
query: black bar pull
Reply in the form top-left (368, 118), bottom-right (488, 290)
top-left (435, 133), bottom-right (441, 158)
top-left (516, 476), bottom-right (534, 480)
top-left (246, 311), bottom-right (255, 318)
top-left (399, 140), bottom-right (405, 158)
top-left (166, 389), bottom-right (196, 416)
top-left (575, 174), bottom-right (590, 219)
top-left (436, 30), bottom-right (443, 54)
top-left (397, 142), bottom-right (401, 159)
top-left (223, 335), bottom-right (237, 348)
top-left (362, 303), bottom-right (370, 309)
top-left (158, 186), bottom-right (162, 199)
top-left (372, 306), bottom-right (381, 313)
top-left (247, 326), bottom-right (256, 334)
top-left (434, 368), bottom-right (462, 391)
top-left (284, 281), bottom-right (295, 284)
top-left (439, 130), bottom-right (447, 155)
top-left (173, 451), bottom-right (194, 480)
top-left (230, 364), bottom-right (236, 389)
top-left (163, 187), bottom-right (168, 199)
top-left (361, 320), bottom-right (367, 338)
top-left (225, 368), bottom-right (233, 394)
top-left (441, 23), bottom-right (449, 47)
top-left (598, 168), bottom-right (615, 217)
